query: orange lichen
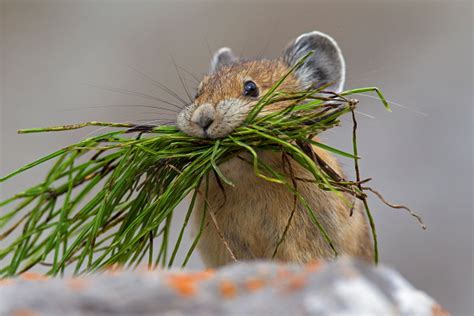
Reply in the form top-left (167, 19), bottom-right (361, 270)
top-left (67, 278), bottom-right (90, 291)
top-left (166, 271), bottom-right (213, 298)
top-left (285, 274), bottom-right (307, 292)
top-left (305, 261), bottom-right (322, 273)
top-left (194, 269), bottom-right (215, 280)
top-left (244, 278), bottom-right (266, 292)
top-left (11, 309), bottom-right (39, 316)
top-left (276, 267), bottom-right (292, 279)
top-left (219, 279), bottom-right (238, 299)
top-left (20, 272), bottom-right (48, 281)
top-left (166, 275), bottom-right (197, 297)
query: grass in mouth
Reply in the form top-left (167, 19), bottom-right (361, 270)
top-left (0, 53), bottom-right (425, 276)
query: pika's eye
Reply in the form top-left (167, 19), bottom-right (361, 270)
top-left (243, 80), bottom-right (259, 98)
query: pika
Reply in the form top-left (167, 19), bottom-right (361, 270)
top-left (177, 31), bottom-right (374, 267)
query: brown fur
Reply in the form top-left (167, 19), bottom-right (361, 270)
top-left (190, 59), bottom-right (374, 267)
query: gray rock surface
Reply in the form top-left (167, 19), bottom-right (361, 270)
top-left (0, 258), bottom-right (448, 316)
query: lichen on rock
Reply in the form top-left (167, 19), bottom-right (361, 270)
top-left (0, 258), bottom-right (448, 316)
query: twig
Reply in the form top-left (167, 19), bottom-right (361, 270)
top-left (208, 208), bottom-right (238, 262)
top-left (362, 186), bottom-right (426, 230)
top-left (350, 108), bottom-right (361, 216)
top-left (296, 140), bottom-right (345, 182)
top-left (351, 109), bottom-right (379, 264)
top-left (272, 152), bottom-right (298, 258)
top-left (125, 125), bottom-right (156, 133)
top-left (213, 170), bottom-right (228, 209)
top-left (293, 177), bottom-right (372, 185)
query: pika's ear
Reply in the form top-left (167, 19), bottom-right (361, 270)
top-left (283, 31), bottom-right (345, 92)
top-left (210, 47), bottom-right (237, 73)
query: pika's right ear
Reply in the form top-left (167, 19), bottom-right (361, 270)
top-left (283, 31), bottom-right (345, 92)
top-left (210, 47), bottom-right (237, 73)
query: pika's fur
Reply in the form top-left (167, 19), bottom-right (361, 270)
top-left (177, 31), bottom-right (373, 267)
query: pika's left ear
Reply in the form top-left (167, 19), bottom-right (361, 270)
top-left (210, 47), bottom-right (237, 73)
top-left (283, 31), bottom-right (345, 92)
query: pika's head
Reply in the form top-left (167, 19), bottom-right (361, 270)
top-left (177, 31), bottom-right (345, 139)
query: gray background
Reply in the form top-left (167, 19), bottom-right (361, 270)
top-left (1, 0), bottom-right (472, 314)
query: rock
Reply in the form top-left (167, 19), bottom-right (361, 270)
top-left (0, 258), bottom-right (448, 316)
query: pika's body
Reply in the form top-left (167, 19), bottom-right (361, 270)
top-left (177, 31), bottom-right (373, 267)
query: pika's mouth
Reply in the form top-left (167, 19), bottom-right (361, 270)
top-left (190, 103), bottom-right (216, 137)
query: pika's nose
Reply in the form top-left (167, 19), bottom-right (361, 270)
top-left (191, 103), bottom-right (215, 131)
top-left (198, 115), bottom-right (214, 130)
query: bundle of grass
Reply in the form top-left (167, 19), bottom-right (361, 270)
top-left (0, 54), bottom-right (424, 277)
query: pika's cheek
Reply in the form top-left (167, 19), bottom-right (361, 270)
top-left (176, 111), bottom-right (188, 129)
top-left (206, 99), bottom-right (252, 138)
top-left (177, 104), bottom-right (206, 137)
top-left (215, 99), bottom-right (253, 121)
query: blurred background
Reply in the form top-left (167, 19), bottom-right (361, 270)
top-left (1, 0), bottom-right (472, 314)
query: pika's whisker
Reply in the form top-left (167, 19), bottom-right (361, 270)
top-left (177, 66), bottom-right (201, 84)
top-left (85, 84), bottom-right (184, 110)
top-left (61, 104), bottom-right (180, 114)
top-left (171, 56), bottom-right (194, 103)
top-left (128, 66), bottom-right (190, 107)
